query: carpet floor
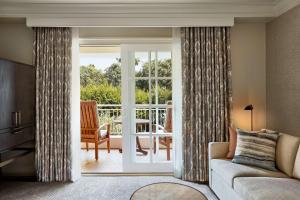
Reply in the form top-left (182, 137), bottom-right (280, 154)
top-left (0, 176), bottom-right (218, 200)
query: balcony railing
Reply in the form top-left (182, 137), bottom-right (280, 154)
top-left (97, 104), bottom-right (168, 135)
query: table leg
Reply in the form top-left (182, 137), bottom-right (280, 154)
top-left (136, 136), bottom-right (148, 155)
top-left (118, 136), bottom-right (148, 155)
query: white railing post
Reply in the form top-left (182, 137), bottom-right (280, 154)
top-left (97, 104), bottom-right (168, 135)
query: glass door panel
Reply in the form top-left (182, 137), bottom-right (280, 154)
top-left (121, 44), bottom-right (173, 172)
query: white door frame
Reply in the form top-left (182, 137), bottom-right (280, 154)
top-left (121, 44), bottom-right (173, 173)
top-left (71, 28), bottom-right (81, 181)
top-left (74, 37), bottom-right (181, 177)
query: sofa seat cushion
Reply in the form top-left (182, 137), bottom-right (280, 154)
top-left (211, 159), bottom-right (288, 187)
top-left (234, 177), bottom-right (300, 200)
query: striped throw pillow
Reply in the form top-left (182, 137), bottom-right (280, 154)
top-left (232, 129), bottom-right (279, 171)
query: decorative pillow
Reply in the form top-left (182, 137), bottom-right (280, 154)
top-left (226, 127), bottom-right (237, 159)
top-left (232, 129), bottom-right (279, 171)
top-left (260, 129), bottom-right (278, 134)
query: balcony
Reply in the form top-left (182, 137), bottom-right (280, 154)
top-left (81, 103), bottom-right (172, 173)
top-left (97, 104), bottom-right (168, 135)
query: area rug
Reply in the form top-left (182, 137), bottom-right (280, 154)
top-left (130, 182), bottom-right (208, 200)
top-left (0, 176), bottom-right (217, 200)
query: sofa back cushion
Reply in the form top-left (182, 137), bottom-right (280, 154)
top-left (276, 133), bottom-right (300, 176)
top-left (293, 145), bottom-right (300, 179)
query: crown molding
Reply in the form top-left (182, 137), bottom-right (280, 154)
top-left (26, 16), bottom-right (234, 27)
top-left (274, 0), bottom-right (300, 16)
top-left (0, 3), bottom-right (275, 17)
top-left (0, 1), bottom-right (298, 26)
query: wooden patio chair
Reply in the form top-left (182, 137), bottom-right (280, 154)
top-left (80, 100), bottom-right (110, 161)
top-left (153, 101), bottom-right (172, 160)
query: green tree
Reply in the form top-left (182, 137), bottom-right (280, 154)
top-left (135, 59), bottom-right (171, 78)
top-left (80, 58), bottom-right (172, 105)
top-left (80, 84), bottom-right (121, 104)
top-left (103, 58), bottom-right (140, 87)
top-left (135, 59), bottom-right (172, 90)
top-left (104, 59), bottom-right (121, 87)
top-left (80, 64), bottom-right (106, 87)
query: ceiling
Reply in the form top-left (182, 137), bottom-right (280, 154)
top-left (0, 0), bottom-right (280, 3)
top-left (0, 0), bottom-right (298, 27)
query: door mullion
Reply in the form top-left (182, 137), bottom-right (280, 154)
top-left (148, 51), bottom-right (153, 163)
top-left (155, 51), bottom-right (160, 161)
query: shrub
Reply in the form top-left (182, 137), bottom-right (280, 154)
top-left (81, 84), bottom-right (121, 104)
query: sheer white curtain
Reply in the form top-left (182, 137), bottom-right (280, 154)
top-left (172, 28), bottom-right (183, 178)
top-left (70, 27), bottom-right (81, 182)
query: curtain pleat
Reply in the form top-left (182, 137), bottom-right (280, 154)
top-left (181, 27), bottom-right (232, 182)
top-left (33, 27), bottom-right (72, 182)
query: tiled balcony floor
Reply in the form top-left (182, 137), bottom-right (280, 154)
top-left (81, 149), bottom-right (173, 173)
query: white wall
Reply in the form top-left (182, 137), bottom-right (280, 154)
top-left (0, 21), bottom-right (33, 65)
top-left (79, 27), bottom-right (172, 38)
top-left (231, 22), bottom-right (266, 130)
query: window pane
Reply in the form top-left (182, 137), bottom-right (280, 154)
top-left (157, 51), bottom-right (172, 77)
top-left (158, 80), bottom-right (172, 104)
top-left (135, 52), bottom-right (149, 77)
top-left (153, 135), bottom-right (173, 162)
top-left (135, 136), bottom-right (151, 162)
top-left (150, 51), bottom-right (156, 77)
top-left (135, 109), bottom-right (149, 134)
top-left (151, 80), bottom-right (156, 104)
top-left (135, 80), bottom-right (149, 104)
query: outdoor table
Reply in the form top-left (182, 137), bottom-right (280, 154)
top-left (113, 118), bottom-right (150, 155)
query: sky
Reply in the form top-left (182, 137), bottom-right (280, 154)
top-left (80, 53), bottom-right (120, 71)
top-left (80, 51), bottom-right (171, 72)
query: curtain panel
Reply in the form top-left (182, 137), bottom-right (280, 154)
top-left (33, 27), bottom-right (72, 182)
top-left (181, 27), bottom-right (232, 182)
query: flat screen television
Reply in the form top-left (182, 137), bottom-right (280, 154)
top-left (0, 58), bottom-right (35, 153)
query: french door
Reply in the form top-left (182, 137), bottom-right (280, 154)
top-left (121, 44), bottom-right (173, 172)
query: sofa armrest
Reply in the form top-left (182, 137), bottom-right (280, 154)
top-left (208, 142), bottom-right (229, 160)
top-left (209, 142), bottom-right (229, 188)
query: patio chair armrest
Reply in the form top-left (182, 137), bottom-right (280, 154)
top-left (152, 124), bottom-right (167, 132)
top-left (100, 123), bottom-right (111, 138)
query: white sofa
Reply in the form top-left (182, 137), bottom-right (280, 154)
top-left (209, 133), bottom-right (300, 200)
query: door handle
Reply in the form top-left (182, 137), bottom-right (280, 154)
top-left (11, 127), bottom-right (23, 134)
top-left (11, 130), bottom-right (23, 134)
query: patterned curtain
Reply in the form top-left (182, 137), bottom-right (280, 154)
top-left (181, 27), bottom-right (232, 182)
top-left (33, 27), bottom-right (72, 182)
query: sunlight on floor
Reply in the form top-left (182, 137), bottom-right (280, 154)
top-left (81, 150), bottom-right (123, 173)
top-left (81, 149), bottom-right (173, 173)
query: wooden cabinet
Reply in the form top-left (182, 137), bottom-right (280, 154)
top-left (0, 58), bottom-right (35, 178)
